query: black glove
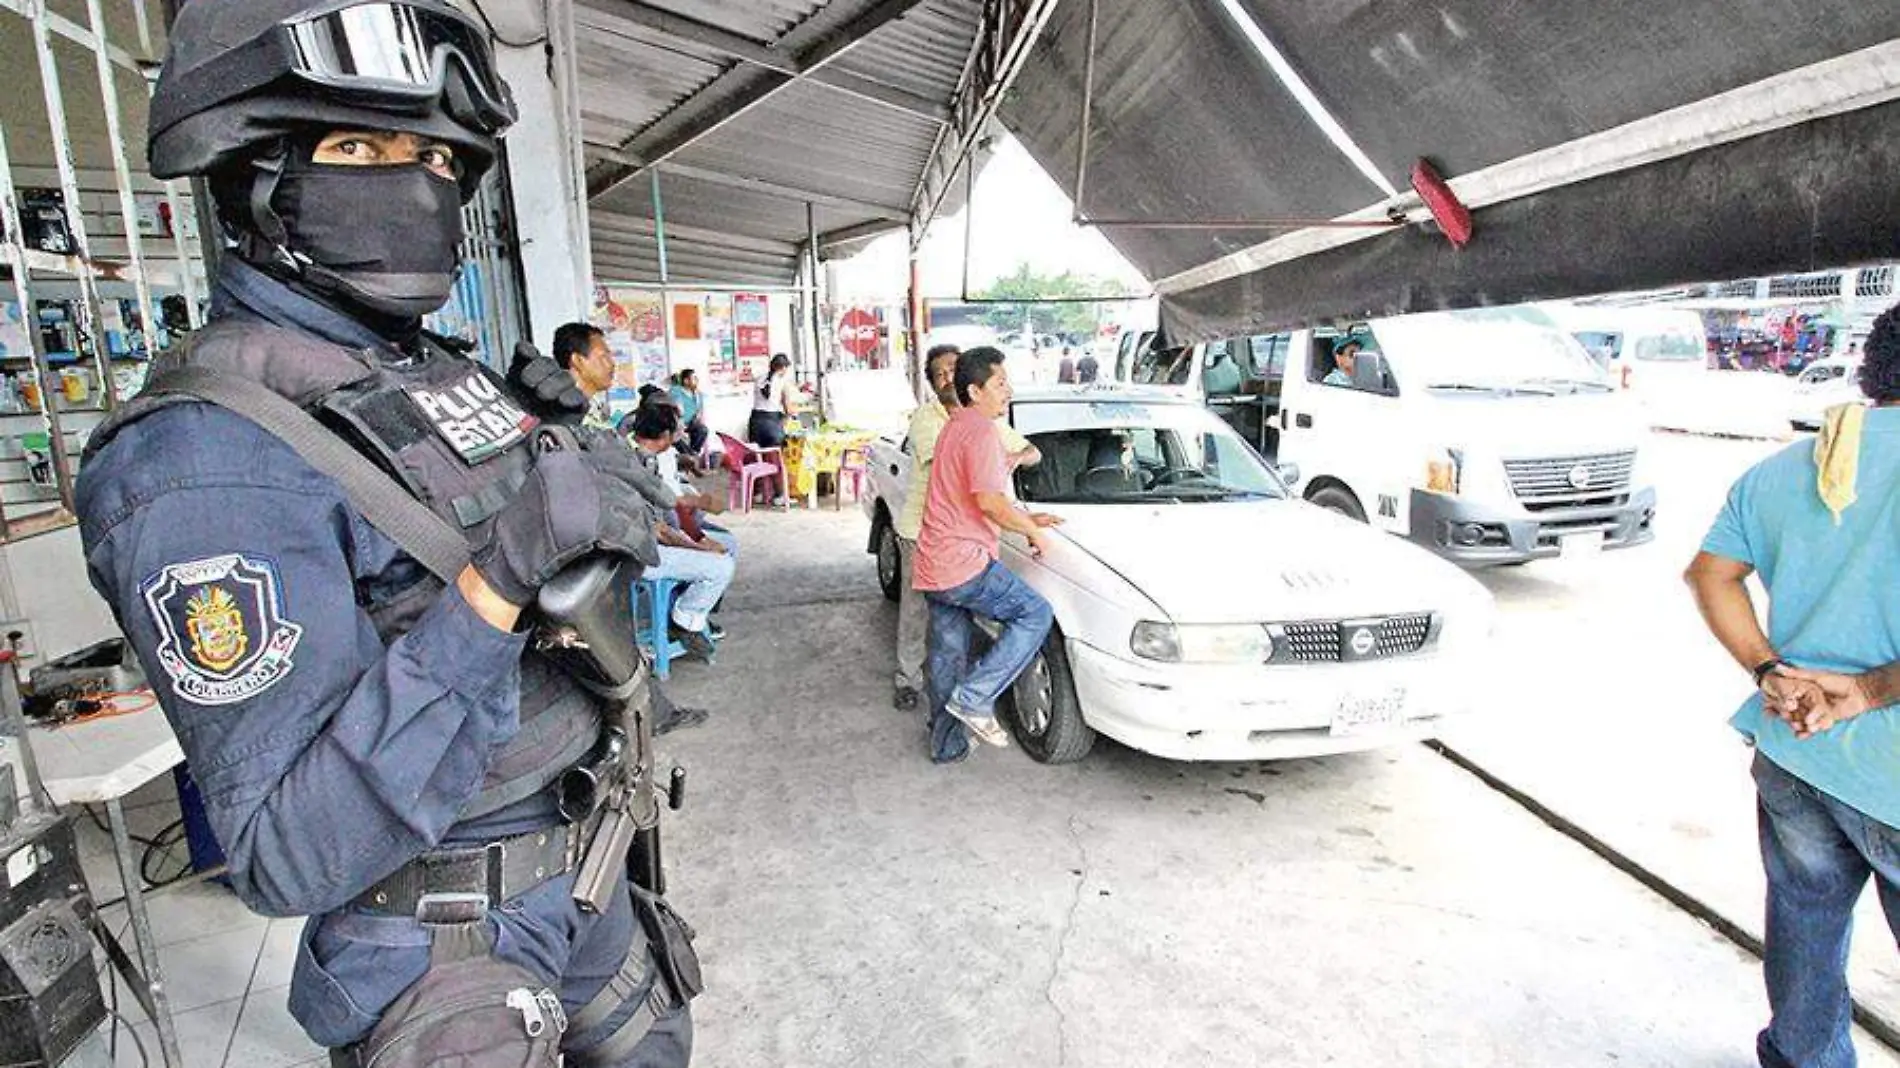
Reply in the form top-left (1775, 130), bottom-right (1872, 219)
top-left (474, 448), bottom-right (658, 608)
top-left (509, 342), bottom-right (588, 421)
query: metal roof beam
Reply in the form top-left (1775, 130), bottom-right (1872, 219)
top-left (818, 218), bottom-right (906, 253)
top-left (589, 209), bottom-right (800, 258)
top-left (584, 153), bottom-right (913, 220)
top-left (910, 0), bottom-right (1062, 244)
top-left (586, 0), bottom-right (935, 201)
top-left (576, 0), bottom-right (949, 125)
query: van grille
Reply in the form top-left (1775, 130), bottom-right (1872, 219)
top-left (1503, 451), bottom-right (1635, 509)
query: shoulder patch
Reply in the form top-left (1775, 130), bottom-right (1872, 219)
top-left (141, 554), bottom-right (304, 706)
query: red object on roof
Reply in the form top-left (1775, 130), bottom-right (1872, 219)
top-left (1411, 159), bottom-right (1474, 248)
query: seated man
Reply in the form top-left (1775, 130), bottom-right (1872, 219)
top-left (627, 404), bottom-right (735, 659)
top-left (1323, 337), bottom-right (1364, 386)
top-left (633, 390), bottom-right (737, 560)
top-left (669, 369), bottom-right (713, 462)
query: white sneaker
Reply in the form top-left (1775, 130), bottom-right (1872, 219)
top-left (947, 704), bottom-right (1011, 748)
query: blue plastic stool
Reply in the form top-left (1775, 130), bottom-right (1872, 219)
top-left (634, 575), bottom-right (689, 679)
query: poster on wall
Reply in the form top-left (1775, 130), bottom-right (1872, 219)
top-left (733, 293), bottom-right (770, 387)
top-left (700, 295), bottom-right (740, 395)
top-left (593, 287), bottom-right (669, 416)
top-left (673, 303), bottom-right (702, 341)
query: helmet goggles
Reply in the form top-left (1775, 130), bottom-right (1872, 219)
top-left (153, 1), bottom-right (515, 141)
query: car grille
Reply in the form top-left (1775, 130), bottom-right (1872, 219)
top-left (1273, 614), bottom-right (1436, 663)
top-left (1503, 451), bottom-right (1635, 510)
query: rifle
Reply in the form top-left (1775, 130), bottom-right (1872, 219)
top-left (534, 555), bottom-right (686, 912)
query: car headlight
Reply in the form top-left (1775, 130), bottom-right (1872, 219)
top-left (1425, 448), bottom-right (1463, 495)
top-left (1130, 622), bottom-right (1273, 664)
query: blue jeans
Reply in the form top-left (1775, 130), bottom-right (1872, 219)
top-left (649, 545), bottom-right (735, 633)
top-left (923, 560), bottom-right (1053, 761)
top-left (1752, 753), bottom-right (1900, 1068)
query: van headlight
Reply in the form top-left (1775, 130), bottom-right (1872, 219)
top-left (1425, 448), bottom-right (1463, 495)
top-left (1131, 622), bottom-right (1273, 663)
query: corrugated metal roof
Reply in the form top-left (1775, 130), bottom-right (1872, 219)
top-left (670, 81), bottom-right (936, 211)
top-left (577, 0), bottom-right (988, 285)
top-left (640, 0), bottom-right (828, 44)
top-left (829, 0), bottom-right (982, 104)
top-left (574, 6), bottom-right (728, 141)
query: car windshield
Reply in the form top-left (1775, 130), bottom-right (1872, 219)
top-left (1011, 400), bottom-right (1287, 504)
top-left (1377, 312), bottom-right (1611, 393)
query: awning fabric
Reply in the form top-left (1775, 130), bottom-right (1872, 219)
top-left (1000, 0), bottom-right (1900, 341)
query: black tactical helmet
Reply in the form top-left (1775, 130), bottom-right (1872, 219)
top-left (148, 0), bottom-right (517, 201)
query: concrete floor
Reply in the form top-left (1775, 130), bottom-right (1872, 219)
top-left (51, 431), bottom-right (1899, 1067)
top-left (658, 502), bottom-right (1898, 1068)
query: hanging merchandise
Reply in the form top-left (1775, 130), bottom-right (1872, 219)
top-left (19, 431), bottom-right (57, 495)
top-left (15, 189), bottom-right (74, 255)
top-left (0, 303), bottom-right (29, 361)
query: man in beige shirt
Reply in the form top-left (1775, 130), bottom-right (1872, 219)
top-left (892, 344), bottom-right (1039, 710)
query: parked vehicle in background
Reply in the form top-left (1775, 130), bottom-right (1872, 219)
top-left (1536, 303), bottom-right (1711, 393)
top-left (860, 385), bottom-right (1497, 764)
top-left (1124, 309), bottom-right (1658, 568)
top-left (1788, 354), bottom-right (1868, 432)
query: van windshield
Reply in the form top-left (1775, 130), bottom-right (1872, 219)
top-left (1375, 314), bottom-right (1612, 395)
top-left (1631, 332), bottom-right (1706, 362)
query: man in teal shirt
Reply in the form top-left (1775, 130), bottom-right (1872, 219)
top-left (668, 369), bottom-right (711, 461)
top-left (1687, 305), bottom-right (1900, 1068)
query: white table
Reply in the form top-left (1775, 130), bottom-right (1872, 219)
top-left (30, 703), bottom-right (186, 1068)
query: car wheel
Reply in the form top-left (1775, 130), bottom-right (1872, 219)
top-left (875, 518), bottom-right (902, 603)
top-left (1005, 629), bottom-right (1096, 765)
top-left (1309, 484), bottom-right (1367, 523)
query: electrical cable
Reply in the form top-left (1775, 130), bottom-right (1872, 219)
top-left (467, 0), bottom-right (549, 50)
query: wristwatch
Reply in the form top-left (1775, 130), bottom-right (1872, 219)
top-left (1753, 658), bottom-right (1790, 687)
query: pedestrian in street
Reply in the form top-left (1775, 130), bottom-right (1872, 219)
top-left (82, 4), bottom-right (700, 1062)
top-left (890, 345), bottom-right (1040, 714)
top-left (1057, 345), bottom-right (1077, 384)
top-left (1076, 348), bottom-right (1100, 384)
top-left (1685, 303), bottom-right (1900, 1068)
top-left (913, 346), bottom-right (1062, 761)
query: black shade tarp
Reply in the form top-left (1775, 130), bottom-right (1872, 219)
top-left (1001, 0), bottom-right (1900, 340)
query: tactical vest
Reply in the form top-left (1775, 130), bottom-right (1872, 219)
top-left (87, 317), bottom-right (600, 820)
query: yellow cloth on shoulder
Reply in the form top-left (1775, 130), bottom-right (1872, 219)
top-left (1814, 402), bottom-right (1866, 524)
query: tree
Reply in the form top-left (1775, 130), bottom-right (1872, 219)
top-left (974, 263), bottom-right (1135, 342)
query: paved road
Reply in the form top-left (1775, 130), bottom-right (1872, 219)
top-left (1446, 429), bottom-right (1900, 1031)
top-left (662, 478), bottom-right (1897, 1068)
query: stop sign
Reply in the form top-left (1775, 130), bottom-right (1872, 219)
top-left (837, 308), bottom-right (880, 358)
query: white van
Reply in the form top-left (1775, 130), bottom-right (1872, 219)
top-left (1536, 303), bottom-right (1710, 392)
top-left (1128, 310), bottom-right (1659, 568)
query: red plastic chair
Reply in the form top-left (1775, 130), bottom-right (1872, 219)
top-left (718, 432), bottom-right (783, 513)
top-left (832, 447), bottom-right (869, 510)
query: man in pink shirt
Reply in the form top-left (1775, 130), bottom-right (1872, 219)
top-left (915, 346), bottom-right (1062, 761)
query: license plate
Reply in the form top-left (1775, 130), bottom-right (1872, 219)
top-left (1561, 533), bottom-right (1604, 558)
top-left (1330, 688), bottom-right (1408, 736)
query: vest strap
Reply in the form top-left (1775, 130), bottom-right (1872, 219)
top-left (141, 366), bottom-right (472, 583)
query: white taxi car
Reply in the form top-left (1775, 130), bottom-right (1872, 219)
top-left (862, 385), bottom-right (1497, 764)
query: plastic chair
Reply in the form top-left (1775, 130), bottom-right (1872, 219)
top-left (634, 575), bottom-right (689, 680)
top-left (718, 432), bottom-right (783, 513)
top-left (832, 447), bottom-right (869, 510)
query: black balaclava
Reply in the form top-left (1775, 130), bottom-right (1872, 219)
top-left (224, 136), bottom-right (466, 335)
top-left (272, 145), bottom-right (466, 321)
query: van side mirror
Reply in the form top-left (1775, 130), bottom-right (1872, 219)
top-left (1277, 462), bottom-right (1302, 486)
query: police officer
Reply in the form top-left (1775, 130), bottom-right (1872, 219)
top-left (77, 2), bottom-right (695, 1064)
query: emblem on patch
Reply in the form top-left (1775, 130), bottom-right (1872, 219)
top-left (141, 554), bottom-right (303, 706)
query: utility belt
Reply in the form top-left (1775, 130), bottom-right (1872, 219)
top-left (354, 803), bottom-right (606, 921)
